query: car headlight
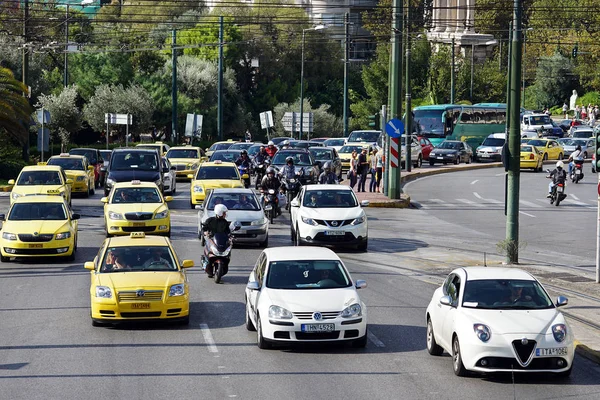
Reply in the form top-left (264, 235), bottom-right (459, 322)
top-left (350, 215), bottom-right (365, 225)
top-left (473, 324), bottom-right (491, 342)
top-left (301, 216), bottom-right (318, 226)
top-left (341, 303), bottom-right (362, 318)
top-left (155, 210), bottom-right (169, 219)
top-left (2, 232), bottom-right (17, 241)
top-left (55, 232), bottom-right (71, 240)
top-left (552, 324), bottom-right (567, 342)
top-left (108, 211), bottom-right (123, 220)
top-left (106, 178), bottom-right (116, 186)
top-left (430, 152), bottom-right (436, 157)
top-left (191, 163), bottom-right (199, 170)
top-left (251, 217), bottom-right (267, 226)
top-left (169, 284), bottom-right (185, 297)
top-left (11, 192), bottom-right (21, 200)
top-left (268, 305), bottom-right (293, 319)
top-left (193, 185), bottom-right (204, 193)
top-left (154, 179), bottom-right (162, 187)
top-left (95, 286), bottom-right (112, 298)
top-left (76, 176), bottom-right (85, 181)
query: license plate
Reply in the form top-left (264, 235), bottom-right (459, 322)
top-left (558, 186), bottom-right (564, 193)
top-left (131, 303), bottom-right (150, 309)
top-left (132, 222), bottom-right (145, 227)
top-left (264, 205), bottom-right (273, 210)
top-left (481, 154), bottom-right (490, 157)
top-left (536, 347), bottom-right (568, 357)
top-left (325, 231), bottom-right (345, 236)
top-left (437, 157), bottom-right (444, 160)
top-left (301, 323), bottom-right (335, 332)
top-left (575, 170), bottom-right (581, 175)
top-left (29, 244), bottom-right (43, 248)
top-left (47, 190), bottom-right (60, 194)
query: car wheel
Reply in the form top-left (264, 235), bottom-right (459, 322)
top-left (558, 153), bottom-right (563, 160)
top-left (429, 160), bottom-right (435, 166)
top-left (256, 314), bottom-right (271, 349)
top-left (357, 238), bottom-right (368, 252)
top-left (454, 156), bottom-right (460, 165)
top-left (176, 316), bottom-right (189, 326)
top-left (467, 155), bottom-right (472, 164)
top-left (91, 319), bottom-right (104, 327)
top-left (0, 254), bottom-right (10, 263)
top-left (414, 155), bottom-right (422, 168)
top-left (452, 335), bottom-right (468, 377)
top-left (84, 186), bottom-right (90, 198)
top-left (260, 236), bottom-right (268, 248)
top-left (295, 226), bottom-right (302, 246)
top-left (426, 318), bottom-right (444, 356)
top-left (352, 329), bottom-right (368, 348)
top-left (543, 153), bottom-right (548, 161)
top-left (584, 152), bottom-right (588, 159)
top-left (290, 224), bottom-right (295, 242)
top-left (557, 366), bottom-right (573, 378)
top-left (172, 181), bottom-right (176, 194)
top-left (190, 201), bottom-right (195, 210)
top-left (245, 305), bottom-right (256, 331)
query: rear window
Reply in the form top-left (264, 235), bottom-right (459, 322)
top-left (70, 149), bottom-right (97, 164)
top-left (111, 152), bottom-right (159, 171)
top-left (196, 166), bottom-right (239, 180)
top-left (347, 131), bottom-right (380, 143)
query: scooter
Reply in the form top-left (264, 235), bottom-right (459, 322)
top-left (238, 165), bottom-right (251, 188)
top-left (254, 159), bottom-right (270, 189)
top-left (547, 169), bottom-right (567, 206)
top-left (202, 222), bottom-right (240, 283)
top-left (570, 160), bottom-right (584, 183)
top-left (262, 188), bottom-right (279, 224)
top-left (282, 170), bottom-right (304, 210)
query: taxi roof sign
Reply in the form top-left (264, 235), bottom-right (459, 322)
top-left (130, 232), bottom-right (146, 238)
top-left (131, 180), bottom-right (141, 185)
top-left (37, 162), bottom-right (48, 166)
top-left (59, 153), bottom-right (70, 157)
top-left (213, 160), bottom-right (222, 164)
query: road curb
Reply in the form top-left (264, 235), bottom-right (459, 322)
top-left (0, 185), bottom-right (13, 192)
top-left (401, 162), bottom-right (502, 184)
top-left (575, 340), bottom-right (600, 365)
top-left (368, 195), bottom-right (411, 208)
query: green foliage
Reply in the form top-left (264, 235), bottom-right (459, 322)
top-left (578, 91), bottom-right (600, 107)
top-left (0, 67), bottom-right (33, 145)
top-left (0, 131), bottom-right (27, 179)
top-left (177, 17), bottom-right (243, 67)
top-left (35, 86), bottom-right (82, 150)
top-left (273, 99), bottom-right (342, 138)
top-left (69, 53), bottom-right (135, 100)
top-left (530, 53), bottom-right (577, 110)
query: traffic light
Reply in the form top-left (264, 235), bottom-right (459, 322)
top-left (367, 113), bottom-right (380, 130)
top-left (572, 45), bottom-right (578, 58)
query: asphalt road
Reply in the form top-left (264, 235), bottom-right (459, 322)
top-left (1, 181), bottom-right (600, 399)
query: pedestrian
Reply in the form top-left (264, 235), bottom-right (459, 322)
top-left (348, 150), bottom-right (358, 189)
top-left (369, 148), bottom-right (378, 192)
top-left (357, 148), bottom-right (369, 192)
top-left (375, 148), bottom-right (383, 192)
top-left (581, 105), bottom-right (587, 121)
top-left (575, 105), bottom-right (581, 120)
top-left (562, 102), bottom-right (568, 119)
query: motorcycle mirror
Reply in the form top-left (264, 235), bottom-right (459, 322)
top-left (230, 221), bottom-right (242, 231)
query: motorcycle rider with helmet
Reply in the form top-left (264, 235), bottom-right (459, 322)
top-left (568, 144), bottom-right (584, 176)
top-left (202, 204), bottom-right (232, 278)
top-left (280, 156), bottom-right (298, 186)
top-left (235, 150), bottom-right (252, 188)
top-left (265, 141), bottom-right (278, 158)
top-left (547, 160), bottom-right (567, 198)
top-left (318, 161), bottom-right (338, 184)
top-left (280, 140), bottom-right (291, 150)
top-left (260, 167), bottom-right (282, 216)
top-left (254, 146), bottom-right (270, 164)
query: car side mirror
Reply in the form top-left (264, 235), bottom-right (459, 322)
top-left (181, 260), bottom-right (194, 269)
top-left (187, 174), bottom-right (194, 179)
top-left (71, 213), bottom-right (80, 220)
top-left (8, 179), bottom-right (15, 185)
top-left (164, 196), bottom-right (173, 202)
top-left (247, 281), bottom-right (260, 291)
top-left (170, 166), bottom-right (176, 170)
top-left (439, 295), bottom-right (452, 306)
top-left (360, 200), bottom-right (370, 207)
top-left (100, 197), bottom-right (108, 204)
top-left (556, 296), bottom-right (568, 307)
top-left (84, 261), bottom-right (95, 271)
top-left (66, 179), bottom-right (73, 185)
top-left (355, 280), bottom-right (367, 289)
top-left (290, 199), bottom-right (300, 207)
top-left (88, 166), bottom-right (94, 171)
top-left (195, 205), bottom-right (203, 210)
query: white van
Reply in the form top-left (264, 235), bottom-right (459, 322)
top-left (475, 133), bottom-right (505, 161)
top-left (521, 113), bottom-right (553, 132)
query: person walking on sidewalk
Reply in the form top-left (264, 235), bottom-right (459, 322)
top-left (375, 148), bottom-right (383, 192)
top-left (369, 148), bottom-right (378, 192)
top-left (357, 148), bottom-right (369, 192)
top-left (348, 150), bottom-right (358, 189)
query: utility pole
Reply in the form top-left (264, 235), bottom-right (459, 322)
top-left (405, 1), bottom-right (412, 173)
top-left (217, 16), bottom-right (224, 140)
top-left (22, 0), bottom-right (30, 162)
top-left (64, 4), bottom-right (69, 87)
top-left (387, 0), bottom-right (403, 200)
top-left (450, 37), bottom-right (455, 104)
top-left (343, 12), bottom-right (349, 137)
top-left (470, 44), bottom-right (474, 102)
top-left (171, 30), bottom-right (178, 140)
top-left (506, 0), bottom-right (523, 264)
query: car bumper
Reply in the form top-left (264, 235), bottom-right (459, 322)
top-left (175, 169), bottom-right (196, 179)
top-left (231, 227), bottom-right (268, 243)
top-left (261, 315), bottom-right (367, 343)
top-left (476, 153), bottom-right (501, 161)
top-left (520, 160), bottom-right (539, 169)
top-left (71, 182), bottom-right (89, 193)
top-left (90, 296), bottom-right (189, 322)
top-left (297, 223), bottom-right (368, 247)
top-left (429, 155), bottom-right (457, 163)
top-left (459, 333), bottom-right (574, 373)
top-left (191, 192), bottom-right (206, 205)
top-left (106, 219), bottom-right (170, 235)
top-left (1, 239), bottom-right (75, 257)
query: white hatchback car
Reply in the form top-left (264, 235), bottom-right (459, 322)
top-left (161, 157), bottom-right (177, 194)
top-left (290, 185), bottom-right (368, 251)
top-left (426, 267), bottom-right (574, 377)
top-left (245, 246), bottom-right (368, 348)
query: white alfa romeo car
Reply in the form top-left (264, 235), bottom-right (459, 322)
top-left (245, 246), bottom-right (368, 348)
top-left (426, 267), bottom-right (574, 377)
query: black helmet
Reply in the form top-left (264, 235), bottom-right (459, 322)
top-left (241, 150), bottom-right (248, 156)
top-left (323, 161), bottom-right (332, 172)
top-left (286, 156), bottom-right (294, 165)
top-left (266, 167), bottom-right (275, 175)
top-left (576, 145), bottom-right (582, 151)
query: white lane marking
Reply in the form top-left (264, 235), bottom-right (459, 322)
top-left (519, 211), bottom-right (536, 218)
top-left (564, 199), bottom-right (590, 207)
top-left (470, 179), bottom-right (479, 185)
top-left (473, 192), bottom-right (502, 204)
top-left (402, 176), bottom-right (430, 189)
top-left (519, 200), bottom-right (542, 208)
top-left (495, 172), bottom-right (505, 177)
top-left (200, 323), bottom-right (218, 353)
top-left (456, 198), bottom-right (484, 208)
top-left (430, 199), bottom-right (452, 207)
top-left (367, 331), bottom-right (385, 347)
top-left (571, 194), bottom-right (580, 201)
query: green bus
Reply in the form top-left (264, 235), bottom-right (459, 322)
top-left (412, 103), bottom-right (507, 149)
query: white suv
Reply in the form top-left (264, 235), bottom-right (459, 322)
top-left (289, 185), bottom-right (369, 251)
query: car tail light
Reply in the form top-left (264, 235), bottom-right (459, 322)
top-left (529, 154), bottom-right (534, 160)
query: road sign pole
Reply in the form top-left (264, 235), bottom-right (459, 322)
top-left (597, 173), bottom-right (600, 283)
top-left (381, 105), bottom-right (388, 196)
top-left (387, 0), bottom-right (403, 200)
top-left (41, 106), bottom-right (44, 162)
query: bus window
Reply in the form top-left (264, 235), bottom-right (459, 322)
top-left (452, 108), bottom-right (461, 126)
top-left (497, 109), bottom-right (506, 124)
top-left (460, 108), bottom-right (473, 124)
top-left (473, 108), bottom-right (484, 123)
top-left (485, 109), bottom-right (497, 124)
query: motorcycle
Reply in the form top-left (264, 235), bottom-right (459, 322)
top-left (238, 165), bottom-right (251, 188)
top-left (282, 170), bottom-right (304, 210)
top-left (253, 159), bottom-right (270, 189)
top-left (547, 169), bottom-right (567, 206)
top-left (202, 222), bottom-right (240, 283)
top-left (570, 160), bottom-right (584, 183)
top-left (262, 188), bottom-right (279, 224)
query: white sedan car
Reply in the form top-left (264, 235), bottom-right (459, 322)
top-left (161, 157), bottom-right (177, 194)
top-left (426, 267), bottom-right (574, 377)
top-left (197, 188), bottom-right (268, 247)
top-left (245, 246), bottom-right (368, 348)
top-left (290, 185), bottom-right (368, 251)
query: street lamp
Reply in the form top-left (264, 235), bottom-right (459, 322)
top-left (522, 27), bottom-right (533, 108)
top-left (299, 24), bottom-right (327, 140)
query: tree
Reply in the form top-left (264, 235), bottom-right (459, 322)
top-left (273, 98), bottom-right (342, 138)
top-left (0, 67), bottom-right (32, 146)
top-left (530, 53), bottom-right (577, 109)
top-left (36, 86), bottom-right (82, 151)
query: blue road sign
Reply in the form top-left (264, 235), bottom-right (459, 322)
top-left (385, 118), bottom-right (404, 138)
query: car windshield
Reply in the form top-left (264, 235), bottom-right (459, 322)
top-left (112, 187), bottom-right (162, 203)
top-left (210, 151), bottom-right (240, 163)
top-left (209, 143), bottom-right (234, 151)
top-left (289, 141), bottom-right (312, 149)
top-left (529, 116), bottom-right (551, 125)
top-left (520, 146), bottom-right (534, 152)
top-left (324, 139), bottom-right (345, 147)
top-left (400, 136), bottom-right (418, 145)
top-left (229, 143), bottom-right (254, 150)
top-left (413, 109), bottom-right (445, 135)
top-left (207, 193), bottom-right (260, 211)
top-left (303, 189), bottom-right (358, 208)
top-left (528, 140), bottom-right (546, 147)
top-left (309, 148), bottom-right (333, 160)
top-left (437, 141), bottom-right (460, 150)
top-left (462, 279), bottom-right (554, 310)
top-left (196, 166), bottom-right (239, 180)
top-left (100, 246), bottom-right (177, 273)
top-left (266, 260), bottom-right (351, 289)
top-left (272, 152), bottom-right (312, 166)
top-left (111, 152), bottom-right (158, 171)
top-left (481, 138), bottom-right (505, 147)
top-left (248, 145), bottom-right (262, 156)
top-left (8, 202), bottom-right (67, 220)
top-left (339, 145), bottom-right (364, 154)
top-left (167, 149), bottom-right (198, 158)
top-left (47, 158), bottom-right (84, 171)
top-left (70, 149), bottom-right (97, 164)
top-left (559, 139), bottom-right (585, 146)
top-left (347, 131), bottom-right (380, 143)
top-left (17, 171), bottom-right (61, 185)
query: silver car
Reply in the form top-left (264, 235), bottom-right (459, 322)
top-left (161, 157), bottom-right (177, 194)
top-left (557, 138), bottom-right (595, 159)
top-left (197, 188), bottom-right (269, 247)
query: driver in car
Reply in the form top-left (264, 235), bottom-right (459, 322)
top-left (142, 248), bottom-right (171, 269)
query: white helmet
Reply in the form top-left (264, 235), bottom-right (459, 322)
top-left (215, 204), bottom-right (228, 218)
top-left (268, 141), bottom-right (274, 146)
top-left (556, 160), bottom-right (564, 168)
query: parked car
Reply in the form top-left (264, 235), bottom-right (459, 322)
top-left (526, 138), bottom-right (563, 160)
top-left (308, 146), bottom-right (342, 180)
top-left (475, 133), bottom-right (505, 162)
top-left (416, 136), bottom-right (434, 161)
top-left (429, 140), bottom-right (473, 165)
top-left (161, 157), bottom-right (177, 194)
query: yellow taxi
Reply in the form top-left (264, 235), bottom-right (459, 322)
top-left (84, 232), bottom-right (194, 326)
top-left (102, 181), bottom-right (172, 237)
top-left (526, 138), bottom-right (564, 161)
top-left (188, 160), bottom-right (245, 208)
top-left (0, 195), bottom-right (79, 262)
top-left (166, 145), bottom-right (206, 179)
top-left (136, 142), bottom-right (170, 156)
top-left (520, 144), bottom-right (544, 171)
top-left (205, 139), bottom-right (237, 158)
top-left (47, 153), bottom-right (95, 197)
top-left (8, 165), bottom-right (72, 206)
top-left (338, 143), bottom-right (372, 171)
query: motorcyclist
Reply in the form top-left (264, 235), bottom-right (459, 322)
top-left (568, 145), bottom-right (584, 176)
top-left (202, 204), bottom-right (231, 278)
top-left (279, 140), bottom-right (291, 150)
top-left (260, 167), bottom-right (282, 216)
top-left (265, 141), bottom-right (278, 158)
top-left (254, 146), bottom-right (270, 165)
top-left (279, 156), bottom-right (298, 186)
top-left (235, 150), bottom-right (252, 187)
top-left (547, 160), bottom-right (567, 198)
top-left (318, 161), bottom-right (338, 184)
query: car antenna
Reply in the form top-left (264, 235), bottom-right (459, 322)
top-left (483, 252), bottom-right (487, 267)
